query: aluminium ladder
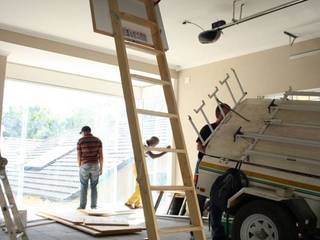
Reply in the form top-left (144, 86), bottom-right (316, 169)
top-left (107, 0), bottom-right (205, 239)
top-left (0, 155), bottom-right (28, 240)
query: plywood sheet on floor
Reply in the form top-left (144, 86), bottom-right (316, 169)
top-left (38, 210), bottom-right (145, 236)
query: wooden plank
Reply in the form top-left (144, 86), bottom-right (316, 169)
top-left (78, 209), bottom-right (113, 216)
top-left (37, 212), bottom-right (100, 236)
top-left (108, 1), bottom-right (160, 239)
top-left (38, 212), bottom-right (144, 236)
top-left (84, 222), bottom-right (129, 227)
top-left (83, 224), bottom-right (144, 234)
top-left (84, 217), bottom-right (130, 227)
top-left (38, 210), bottom-right (130, 226)
top-left (131, 74), bottom-right (170, 86)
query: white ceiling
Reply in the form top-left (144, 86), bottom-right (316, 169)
top-left (0, 0), bottom-right (319, 75)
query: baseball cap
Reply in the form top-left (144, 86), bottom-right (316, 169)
top-left (79, 126), bottom-right (91, 134)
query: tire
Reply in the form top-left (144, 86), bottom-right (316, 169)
top-left (232, 199), bottom-right (298, 240)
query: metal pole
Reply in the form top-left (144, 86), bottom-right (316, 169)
top-left (208, 87), bottom-right (226, 119)
top-left (188, 116), bottom-right (205, 144)
top-left (238, 132), bottom-right (320, 148)
top-left (217, 0), bottom-right (309, 31)
top-left (231, 68), bottom-right (246, 96)
top-left (194, 100), bottom-right (214, 133)
top-left (220, 73), bottom-right (237, 105)
top-left (265, 119), bottom-right (320, 130)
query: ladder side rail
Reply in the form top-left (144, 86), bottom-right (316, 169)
top-left (1, 174), bottom-right (24, 231)
top-left (144, 1), bottom-right (205, 239)
top-left (108, 1), bottom-right (159, 239)
top-left (0, 170), bottom-right (28, 240)
top-left (0, 171), bottom-right (17, 240)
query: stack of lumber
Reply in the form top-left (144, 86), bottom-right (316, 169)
top-left (38, 209), bottom-right (145, 236)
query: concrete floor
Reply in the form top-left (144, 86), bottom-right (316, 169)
top-left (0, 218), bottom-right (211, 240)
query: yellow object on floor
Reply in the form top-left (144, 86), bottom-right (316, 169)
top-left (126, 183), bottom-right (142, 208)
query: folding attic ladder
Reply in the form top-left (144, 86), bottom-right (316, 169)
top-left (0, 156), bottom-right (29, 240)
top-left (107, 0), bottom-right (205, 239)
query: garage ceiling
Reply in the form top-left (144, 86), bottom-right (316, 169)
top-left (0, 0), bottom-right (319, 71)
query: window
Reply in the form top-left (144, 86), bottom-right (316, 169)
top-left (0, 79), bottom-right (172, 215)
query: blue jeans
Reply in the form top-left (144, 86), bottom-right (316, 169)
top-left (79, 162), bottom-right (99, 209)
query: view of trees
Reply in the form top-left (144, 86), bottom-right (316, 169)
top-left (2, 106), bottom-right (93, 139)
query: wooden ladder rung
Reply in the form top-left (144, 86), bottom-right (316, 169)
top-left (125, 41), bottom-right (161, 55)
top-left (136, 109), bottom-right (178, 118)
top-left (144, 146), bottom-right (186, 153)
top-left (131, 74), bottom-right (170, 86)
top-left (119, 11), bottom-right (157, 29)
top-left (150, 185), bottom-right (194, 191)
top-left (159, 225), bottom-right (203, 235)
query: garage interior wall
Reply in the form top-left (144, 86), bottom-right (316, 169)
top-left (177, 37), bottom-right (320, 183)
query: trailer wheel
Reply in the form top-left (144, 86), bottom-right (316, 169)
top-left (232, 199), bottom-right (298, 240)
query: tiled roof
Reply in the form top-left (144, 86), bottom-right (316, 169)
top-left (3, 115), bottom-right (170, 201)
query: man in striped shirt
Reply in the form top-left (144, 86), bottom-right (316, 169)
top-left (77, 126), bottom-right (103, 209)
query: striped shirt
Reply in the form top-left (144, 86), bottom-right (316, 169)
top-left (77, 134), bottom-right (102, 164)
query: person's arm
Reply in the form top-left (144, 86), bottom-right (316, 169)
top-left (196, 125), bottom-right (210, 153)
top-left (146, 145), bottom-right (170, 159)
top-left (197, 141), bottom-right (206, 153)
top-left (98, 145), bottom-right (103, 175)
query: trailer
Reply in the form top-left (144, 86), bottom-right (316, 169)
top-left (195, 92), bottom-right (320, 239)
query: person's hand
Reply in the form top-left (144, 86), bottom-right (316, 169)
top-left (197, 142), bottom-right (205, 153)
top-left (99, 168), bottom-right (103, 176)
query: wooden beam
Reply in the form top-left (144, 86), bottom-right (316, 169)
top-left (0, 28), bottom-right (178, 79)
top-left (119, 12), bottom-right (157, 28)
top-left (150, 185), bottom-right (194, 191)
top-left (131, 74), bottom-right (170, 86)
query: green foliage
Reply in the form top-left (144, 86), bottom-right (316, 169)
top-left (27, 106), bottom-right (60, 139)
top-left (2, 106), bottom-right (22, 138)
top-left (2, 106), bottom-right (94, 139)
